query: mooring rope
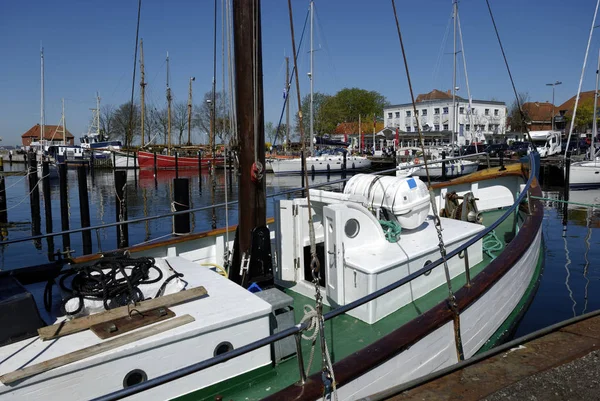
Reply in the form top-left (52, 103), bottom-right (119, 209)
top-left (531, 195), bottom-right (600, 209)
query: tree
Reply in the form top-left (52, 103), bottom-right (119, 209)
top-left (148, 107), bottom-right (168, 145)
top-left (296, 92), bottom-right (332, 138)
top-left (112, 102), bottom-right (140, 145)
top-left (172, 101), bottom-right (190, 145)
top-left (99, 104), bottom-right (116, 141)
top-left (192, 90), bottom-right (232, 146)
top-left (508, 92), bottom-right (530, 133)
top-left (265, 122), bottom-right (288, 145)
top-left (574, 98), bottom-right (595, 132)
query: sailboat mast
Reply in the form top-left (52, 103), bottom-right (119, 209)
top-left (166, 52), bottom-right (172, 155)
top-left (593, 48), bottom-right (599, 160)
top-left (40, 46), bottom-right (45, 145)
top-left (140, 39), bottom-right (146, 148)
top-left (233, 0), bottom-right (266, 277)
top-left (96, 93), bottom-right (101, 138)
top-left (452, 0), bottom-right (457, 147)
top-left (309, 0), bottom-right (314, 154)
top-left (187, 77), bottom-right (195, 145)
top-left (62, 98), bottom-right (66, 145)
top-left (285, 56), bottom-right (290, 150)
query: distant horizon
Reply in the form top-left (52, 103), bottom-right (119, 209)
top-left (1, 0), bottom-right (598, 146)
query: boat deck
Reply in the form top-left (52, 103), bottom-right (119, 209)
top-left (178, 208), bottom-right (539, 401)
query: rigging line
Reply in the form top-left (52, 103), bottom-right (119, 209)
top-left (313, 3), bottom-right (338, 90)
top-left (212, 0), bottom-right (218, 158)
top-left (563, 0), bottom-right (600, 159)
top-left (273, 9), bottom-right (310, 147)
top-left (432, 9), bottom-right (454, 87)
top-left (484, 0), bottom-right (532, 145)
top-left (125, 0), bottom-right (142, 172)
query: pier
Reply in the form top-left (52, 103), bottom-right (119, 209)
top-left (376, 311), bottom-right (600, 401)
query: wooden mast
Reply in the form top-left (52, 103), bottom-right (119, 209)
top-left (140, 39), bottom-right (146, 148)
top-left (232, 0), bottom-right (266, 277)
top-left (187, 77), bottom-right (195, 146)
top-left (166, 52), bottom-right (172, 155)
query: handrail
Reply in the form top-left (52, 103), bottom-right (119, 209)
top-left (91, 154), bottom-right (536, 401)
top-left (0, 153), bottom-right (488, 246)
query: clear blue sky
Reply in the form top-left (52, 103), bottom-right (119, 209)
top-left (0, 0), bottom-right (597, 146)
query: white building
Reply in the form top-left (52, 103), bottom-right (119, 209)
top-left (383, 90), bottom-right (507, 145)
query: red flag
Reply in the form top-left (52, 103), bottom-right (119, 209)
top-left (344, 132), bottom-right (348, 143)
top-left (395, 127), bottom-right (399, 147)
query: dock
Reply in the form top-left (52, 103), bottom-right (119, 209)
top-left (372, 311), bottom-right (600, 401)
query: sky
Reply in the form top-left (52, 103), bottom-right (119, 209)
top-left (0, 0), bottom-right (598, 146)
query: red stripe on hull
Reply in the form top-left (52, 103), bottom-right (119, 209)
top-left (137, 151), bottom-right (224, 169)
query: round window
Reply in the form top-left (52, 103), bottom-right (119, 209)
top-left (214, 341), bottom-right (234, 356)
top-left (123, 369), bottom-right (147, 388)
top-left (344, 219), bottom-right (360, 238)
top-left (423, 260), bottom-right (433, 276)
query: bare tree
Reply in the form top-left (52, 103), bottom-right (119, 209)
top-left (192, 90), bottom-right (232, 146)
top-left (150, 107), bottom-right (169, 145)
top-left (112, 102), bottom-right (140, 146)
top-left (508, 92), bottom-right (530, 133)
top-left (99, 104), bottom-right (116, 141)
top-left (172, 101), bottom-right (189, 145)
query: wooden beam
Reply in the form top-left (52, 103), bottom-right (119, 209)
top-left (1, 314), bottom-right (195, 385)
top-left (38, 286), bottom-right (207, 341)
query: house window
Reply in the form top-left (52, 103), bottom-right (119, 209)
top-left (406, 110), bottom-right (411, 117)
top-left (434, 108), bottom-right (440, 115)
top-left (443, 107), bottom-right (449, 114)
top-left (459, 124), bottom-right (465, 133)
top-left (494, 109), bottom-right (499, 116)
top-left (485, 109), bottom-right (490, 116)
top-left (414, 126), bottom-right (418, 132)
top-left (422, 109), bottom-right (428, 116)
top-left (481, 124), bottom-right (486, 131)
top-left (406, 126), bottom-right (411, 132)
top-left (395, 112), bottom-right (400, 118)
top-left (388, 112), bottom-right (393, 118)
top-left (443, 124), bottom-right (449, 130)
top-left (459, 107), bottom-right (465, 114)
top-left (466, 124), bottom-right (470, 131)
top-left (434, 124), bottom-right (440, 131)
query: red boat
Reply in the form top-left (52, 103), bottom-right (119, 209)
top-left (137, 150), bottom-right (224, 169)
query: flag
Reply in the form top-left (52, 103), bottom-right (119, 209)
top-left (395, 127), bottom-right (399, 146)
top-left (283, 89), bottom-right (287, 99)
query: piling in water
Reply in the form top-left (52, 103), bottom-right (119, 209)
top-left (58, 163), bottom-right (70, 251)
top-left (301, 151), bottom-right (306, 198)
top-left (114, 170), bottom-right (129, 248)
top-left (153, 151), bottom-right (158, 178)
top-left (175, 152), bottom-right (179, 179)
top-left (0, 158), bottom-right (7, 224)
top-left (77, 165), bottom-right (92, 255)
top-left (41, 160), bottom-right (54, 258)
top-left (28, 156), bottom-right (41, 240)
top-left (441, 151), bottom-right (447, 181)
top-left (173, 178), bottom-right (191, 235)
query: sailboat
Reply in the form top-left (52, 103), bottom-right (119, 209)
top-left (396, 1), bottom-right (479, 179)
top-left (0, 1), bottom-right (543, 400)
top-left (137, 52), bottom-right (223, 170)
top-left (270, 1), bottom-right (371, 175)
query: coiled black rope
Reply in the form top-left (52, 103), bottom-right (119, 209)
top-left (55, 256), bottom-right (163, 315)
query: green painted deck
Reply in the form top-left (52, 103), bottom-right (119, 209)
top-left (176, 209), bottom-right (534, 401)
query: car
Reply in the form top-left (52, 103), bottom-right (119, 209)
top-left (460, 144), bottom-right (486, 155)
top-left (507, 141), bottom-right (531, 157)
top-left (561, 139), bottom-right (589, 154)
top-left (484, 143), bottom-right (509, 157)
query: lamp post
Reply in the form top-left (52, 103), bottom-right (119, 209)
top-left (546, 81), bottom-right (562, 131)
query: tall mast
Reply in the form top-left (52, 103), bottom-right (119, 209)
top-left (309, 0), bottom-right (314, 154)
top-left (457, 8), bottom-right (473, 144)
top-left (62, 98), bottom-right (66, 145)
top-left (285, 56), bottom-right (290, 150)
top-left (593, 48), bottom-right (599, 162)
top-left (232, 0), bottom-right (266, 284)
top-left (166, 52), bottom-right (172, 155)
top-left (40, 46), bottom-right (45, 145)
top-left (96, 92), bottom-right (101, 137)
top-left (211, 0), bottom-right (218, 159)
top-left (140, 39), bottom-right (146, 147)
top-left (187, 77), bottom-right (195, 145)
top-left (452, 0), bottom-right (457, 147)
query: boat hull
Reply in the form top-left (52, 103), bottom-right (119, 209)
top-left (397, 160), bottom-right (479, 179)
top-left (568, 161), bottom-right (600, 189)
top-left (271, 155), bottom-right (371, 175)
top-left (137, 151), bottom-right (223, 170)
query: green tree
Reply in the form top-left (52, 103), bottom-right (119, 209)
top-left (508, 92), bottom-right (530, 132)
top-left (575, 98), bottom-right (594, 132)
top-left (296, 92), bottom-right (332, 139)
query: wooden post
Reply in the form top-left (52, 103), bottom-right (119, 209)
top-left (58, 163), bottom-right (70, 251)
top-left (441, 151), bottom-right (447, 181)
top-left (173, 178), bottom-right (190, 235)
top-left (153, 151), bottom-right (158, 177)
top-left (41, 160), bottom-right (54, 258)
top-left (0, 158), bottom-right (7, 224)
top-left (228, 150), bottom-right (233, 195)
top-left (175, 151), bottom-right (179, 179)
top-left (112, 151), bottom-right (116, 169)
top-left (28, 156), bottom-right (41, 241)
top-left (114, 170), bottom-right (129, 248)
top-left (198, 151), bottom-right (202, 191)
top-left (564, 151), bottom-right (571, 200)
top-left (77, 165), bottom-right (92, 255)
top-left (301, 151), bottom-right (306, 197)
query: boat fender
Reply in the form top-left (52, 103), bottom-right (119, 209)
top-left (251, 161), bottom-right (264, 183)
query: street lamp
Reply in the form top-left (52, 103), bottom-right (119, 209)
top-left (546, 81), bottom-right (562, 131)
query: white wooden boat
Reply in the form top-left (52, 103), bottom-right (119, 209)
top-left (271, 153), bottom-right (371, 175)
top-left (568, 159), bottom-right (600, 189)
top-left (397, 157), bottom-right (479, 179)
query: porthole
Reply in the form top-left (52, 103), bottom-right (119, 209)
top-left (123, 369), bottom-right (147, 388)
top-left (344, 218), bottom-right (360, 238)
top-left (214, 341), bottom-right (234, 356)
top-left (423, 260), bottom-right (433, 276)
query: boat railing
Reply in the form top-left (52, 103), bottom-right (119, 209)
top-left (398, 151), bottom-right (491, 170)
top-left (92, 153), bottom-right (537, 401)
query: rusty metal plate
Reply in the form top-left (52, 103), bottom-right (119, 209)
top-left (90, 307), bottom-right (175, 339)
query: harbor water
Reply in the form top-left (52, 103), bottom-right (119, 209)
top-left (1, 163), bottom-right (598, 342)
